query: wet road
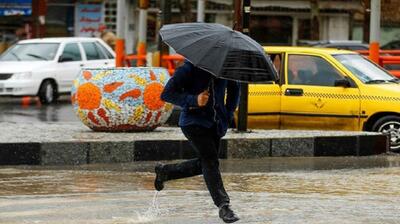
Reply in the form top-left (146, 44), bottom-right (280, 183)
top-left (0, 96), bottom-right (180, 125)
top-left (1, 156), bottom-right (400, 224)
top-left (0, 96), bottom-right (78, 123)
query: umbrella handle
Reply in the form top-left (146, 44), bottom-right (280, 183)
top-left (208, 78), bottom-right (215, 92)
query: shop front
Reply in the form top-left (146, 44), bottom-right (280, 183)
top-left (0, 0), bottom-right (32, 53)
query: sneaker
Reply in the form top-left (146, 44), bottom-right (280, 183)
top-left (219, 204), bottom-right (240, 223)
top-left (154, 163), bottom-right (166, 191)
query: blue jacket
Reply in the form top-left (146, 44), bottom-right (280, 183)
top-left (161, 61), bottom-right (240, 137)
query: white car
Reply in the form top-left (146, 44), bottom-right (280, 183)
top-left (0, 37), bottom-right (115, 104)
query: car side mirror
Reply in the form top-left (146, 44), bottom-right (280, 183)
top-left (58, 55), bottom-right (73, 62)
top-left (334, 78), bottom-right (351, 87)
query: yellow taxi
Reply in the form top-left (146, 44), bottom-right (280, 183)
top-left (247, 46), bottom-right (400, 151)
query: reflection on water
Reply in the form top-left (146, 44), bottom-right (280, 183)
top-left (1, 156), bottom-right (400, 196)
top-left (1, 156), bottom-right (400, 223)
top-left (0, 96), bottom-right (181, 125)
top-left (4, 166), bottom-right (400, 196)
top-left (0, 96), bottom-right (78, 123)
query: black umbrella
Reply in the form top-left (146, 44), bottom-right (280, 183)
top-left (159, 22), bottom-right (278, 83)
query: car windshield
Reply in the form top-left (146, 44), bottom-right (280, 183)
top-left (0, 43), bottom-right (59, 61)
top-left (334, 54), bottom-right (397, 84)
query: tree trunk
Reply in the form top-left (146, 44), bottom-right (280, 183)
top-left (310, 0), bottom-right (320, 40)
top-left (234, 0), bottom-right (242, 31)
top-left (179, 0), bottom-right (193, 22)
top-left (362, 0), bottom-right (370, 43)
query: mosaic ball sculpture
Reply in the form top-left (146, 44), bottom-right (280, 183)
top-left (71, 67), bottom-right (174, 131)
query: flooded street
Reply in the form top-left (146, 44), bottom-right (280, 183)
top-left (0, 96), bottom-right (77, 123)
top-left (1, 156), bottom-right (400, 224)
top-left (0, 96), bottom-right (180, 125)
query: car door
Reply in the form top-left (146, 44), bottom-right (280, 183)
top-left (247, 53), bottom-right (283, 129)
top-left (280, 53), bottom-right (361, 131)
top-left (56, 42), bottom-right (84, 93)
top-left (81, 41), bottom-right (112, 68)
top-left (95, 41), bottom-right (116, 67)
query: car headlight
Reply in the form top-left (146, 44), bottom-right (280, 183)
top-left (12, 72), bottom-right (32, 80)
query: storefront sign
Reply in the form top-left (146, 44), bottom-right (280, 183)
top-left (0, 0), bottom-right (32, 16)
top-left (75, 3), bottom-right (103, 37)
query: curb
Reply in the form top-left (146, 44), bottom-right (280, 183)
top-left (0, 134), bottom-right (388, 165)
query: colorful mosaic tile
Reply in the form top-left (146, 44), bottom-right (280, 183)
top-left (71, 67), bottom-right (173, 131)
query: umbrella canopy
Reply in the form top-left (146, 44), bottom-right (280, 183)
top-left (159, 23), bottom-right (278, 83)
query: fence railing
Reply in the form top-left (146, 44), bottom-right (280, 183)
top-left (122, 54), bottom-right (185, 75)
top-left (357, 50), bottom-right (400, 56)
top-left (356, 50), bottom-right (400, 77)
top-left (115, 39), bottom-right (185, 75)
top-left (115, 39), bottom-right (400, 78)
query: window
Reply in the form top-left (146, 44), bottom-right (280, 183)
top-left (288, 55), bottom-right (343, 86)
top-left (61, 43), bottom-right (81, 61)
top-left (269, 53), bottom-right (283, 83)
top-left (270, 54), bottom-right (282, 73)
top-left (104, 0), bottom-right (117, 33)
top-left (298, 19), bottom-right (311, 41)
top-left (344, 45), bottom-right (369, 51)
top-left (82, 42), bottom-right (107, 60)
top-left (251, 16), bottom-right (292, 45)
top-left (0, 43), bottom-right (59, 61)
top-left (95, 42), bottom-right (114, 59)
top-left (334, 54), bottom-right (395, 83)
top-left (328, 45), bottom-right (368, 51)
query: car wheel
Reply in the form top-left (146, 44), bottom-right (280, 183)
top-left (372, 115), bottom-right (400, 151)
top-left (38, 80), bottom-right (58, 104)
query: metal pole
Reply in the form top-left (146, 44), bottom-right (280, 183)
top-left (292, 16), bottom-right (298, 46)
top-left (138, 4), bottom-right (148, 45)
top-left (158, 0), bottom-right (172, 66)
top-left (116, 0), bottom-right (126, 67)
top-left (369, 0), bottom-right (381, 63)
top-left (370, 0), bottom-right (380, 42)
top-left (115, 39), bottom-right (125, 67)
top-left (137, 0), bottom-right (149, 66)
top-left (116, 0), bottom-right (125, 38)
top-left (197, 0), bottom-right (205, 22)
top-left (237, 0), bottom-right (250, 132)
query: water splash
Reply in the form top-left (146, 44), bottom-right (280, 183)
top-left (134, 191), bottom-right (162, 223)
top-left (111, 191), bottom-right (163, 223)
top-left (151, 191), bottom-right (161, 213)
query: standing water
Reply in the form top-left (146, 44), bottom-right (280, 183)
top-left (115, 191), bottom-right (162, 223)
top-left (0, 156), bottom-right (400, 223)
top-left (136, 191), bottom-right (161, 222)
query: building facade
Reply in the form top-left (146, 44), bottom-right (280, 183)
top-left (145, 0), bottom-right (363, 48)
top-left (1, 0), bottom-right (400, 54)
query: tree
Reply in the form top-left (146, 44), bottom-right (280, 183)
top-left (362, 0), bottom-right (370, 43)
top-left (179, 0), bottom-right (194, 22)
top-left (310, 0), bottom-right (320, 40)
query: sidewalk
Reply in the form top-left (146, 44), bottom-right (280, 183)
top-left (0, 122), bottom-right (388, 165)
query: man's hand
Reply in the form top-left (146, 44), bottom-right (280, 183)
top-left (197, 90), bottom-right (209, 107)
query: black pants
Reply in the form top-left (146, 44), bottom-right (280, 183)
top-left (162, 125), bottom-right (230, 207)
